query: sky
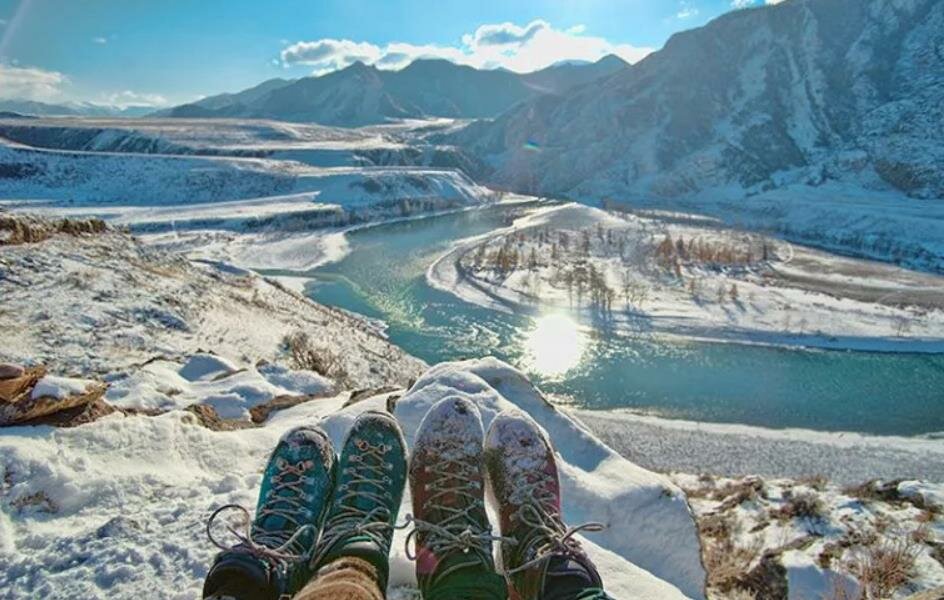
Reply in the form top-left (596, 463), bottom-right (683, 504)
top-left (0, 0), bottom-right (783, 108)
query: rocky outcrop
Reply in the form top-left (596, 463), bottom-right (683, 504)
top-left (0, 365), bottom-right (107, 426)
top-left (0, 214), bottom-right (108, 246)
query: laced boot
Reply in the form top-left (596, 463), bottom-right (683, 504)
top-left (312, 410), bottom-right (408, 592)
top-left (484, 411), bottom-right (610, 600)
top-left (408, 397), bottom-right (508, 600)
top-left (204, 426), bottom-right (336, 600)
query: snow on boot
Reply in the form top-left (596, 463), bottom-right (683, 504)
top-left (203, 425), bottom-right (336, 600)
top-left (484, 410), bottom-right (610, 600)
top-left (311, 410), bottom-right (408, 591)
top-left (407, 397), bottom-right (508, 600)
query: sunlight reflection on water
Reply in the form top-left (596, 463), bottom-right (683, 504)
top-left (521, 312), bottom-right (588, 377)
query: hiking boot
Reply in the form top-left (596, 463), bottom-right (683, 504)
top-left (204, 425), bottom-right (336, 600)
top-left (408, 397), bottom-right (507, 600)
top-left (484, 411), bottom-right (609, 600)
top-left (312, 410), bottom-right (408, 591)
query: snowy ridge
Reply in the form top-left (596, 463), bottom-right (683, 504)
top-left (0, 358), bottom-right (705, 599)
top-left (452, 0), bottom-right (944, 268)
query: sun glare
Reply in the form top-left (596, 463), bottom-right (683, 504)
top-left (521, 312), bottom-right (587, 377)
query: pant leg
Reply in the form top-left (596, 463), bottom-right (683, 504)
top-left (293, 556), bottom-right (385, 600)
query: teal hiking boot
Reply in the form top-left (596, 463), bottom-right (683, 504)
top-left (203, 425), bottom-right (336, 600)
top-left (312, 410), bottom-right (408, 591)
top-left (408, 397), bottom-right (508, 600)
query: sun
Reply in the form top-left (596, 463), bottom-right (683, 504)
top-left (521, 312), bottom-right (587, 378)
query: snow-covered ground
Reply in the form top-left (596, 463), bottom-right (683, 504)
top-left (571, 408), bottom-right (944, 485)
top-left (0, 359), bottom-right (706, 599)
top-left (0, 221), bottom-right (424, 386)
top-left (429, 203), bottom-right (944, 352)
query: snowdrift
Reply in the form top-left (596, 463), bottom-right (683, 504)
top-left (0, 358), bottom-right (706, 599)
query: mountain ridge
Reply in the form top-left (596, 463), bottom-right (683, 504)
top-left (154, 55), bottom-right (630, 126)
top-left (449, 0), bottom-right (944, 202)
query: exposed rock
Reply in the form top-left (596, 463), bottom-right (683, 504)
top-left (19, 397), bottom-right (122, 428)
top-left (0, 214), bottom-right (108, 246)
top-left (0, 363), bottom-right (25, 379)
top-left (249, 394), bottom-right (318, 424)
top-left (0, 365), bottom-right (45, 402)
top-left (0, 374), bottom-right (106, 426)
top-left (344, 386), bottom-right (400, 408)
top-left (184, 404), bottom-right (255, 432)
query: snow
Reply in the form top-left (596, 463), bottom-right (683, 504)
top-left (178, 354), bottom-right (239, 382)
top-left (104, 357), bottom-right (332, 418)
top-left (30, 376), bottom-right (97, 400)
top-left (675, 471), bottom-right (944, 599)
top-left (0, 224), bottom-right (425, 388)
top-left (571, 407), bottom-right (944, 485)
top-left (428, 202), bottom-right (944, 352)
top-left (0, 358), bottom-right (705, 599)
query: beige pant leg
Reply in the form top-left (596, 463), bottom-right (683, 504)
top-left (293, 556), bottom-right (385, 600)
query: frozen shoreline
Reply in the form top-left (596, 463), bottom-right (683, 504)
top-left (567, 407), bottom-right (944, 485)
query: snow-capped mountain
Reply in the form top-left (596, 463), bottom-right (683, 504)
top-left (157, 56), bottom-right (629, 126)
top-left (0, 100), bottom-right (156, 118)
top-left (452, 0), bottom-right (944, 201)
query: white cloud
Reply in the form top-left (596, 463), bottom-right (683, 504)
top-left (677, 2), bottom-right (699, 18)
top-left (0, 64), bottom-right (67, 101)
top-left (92, 36), bottom-right (108, 45)
top-left (280, 20), bottom-right (654, 75)
top-left (101, 90), bottom-right (169, 108)
top-left (0, 19), bottom-right (8, 27)
top-left (730, 0), bottom-right (787, 6)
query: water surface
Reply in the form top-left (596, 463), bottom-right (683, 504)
top-left (298, 205), bottom-right (944, 436)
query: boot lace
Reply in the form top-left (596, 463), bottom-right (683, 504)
top-left (206, 458), bottom-right (318, 563)
top-left (506, 470), bottom-right (605, 575)
top-left (403, 455), bottom-right (513, 561)
top-left (311, 438), bottom-right (397, 567)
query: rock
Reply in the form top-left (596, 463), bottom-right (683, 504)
top-left (0, 363), bottom-right (25, 380)
top-left (249, 394), bottom-right (316, 424)
top-left (0, 365), bottom-right (46, 403)
top-left (184, 404), bottom-right (255, 432)
top-left (20, 397), bottom-right (120, 428)
top-left (0, 372), bottom-right (106, 426)
top-left (344, 386), bottom-right (400, 408)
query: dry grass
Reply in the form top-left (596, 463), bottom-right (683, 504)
top-left (713, 478), bottom-right (767, 510)
top-left (283, 332), bottom-right (350, 386)
top-left (846, 535), bottom-right (920, 599)
top-left (704, 536), bottom-right (764, 594)
top-left (773, 490), bottom-right (826, 522)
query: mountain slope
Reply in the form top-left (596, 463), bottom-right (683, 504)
top-left (453, 0), bottom-right (944, 201)
top-left (156, 57), bottom-right (629, 126)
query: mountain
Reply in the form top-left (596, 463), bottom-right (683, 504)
top-left (0, 99), bottom-right (156, 118)
top-left (452, 0), bottom-right (944, 201)
top-left (155, 56), bottom-right (629, 126)
top-left (154, 77), bottom-right (295, 118)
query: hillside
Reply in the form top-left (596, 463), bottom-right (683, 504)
top-left (453, 0), bottom-right (944, 202)
top-left (158, 56), bottom-right (628, 126)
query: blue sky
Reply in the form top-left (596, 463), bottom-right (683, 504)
top-left (0, 0), bottom-right (777, 107)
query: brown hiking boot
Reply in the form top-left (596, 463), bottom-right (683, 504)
top-left (408, 397), bottom-right (507, 600)
top-left (484, 410), bottom-right (610, 600)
